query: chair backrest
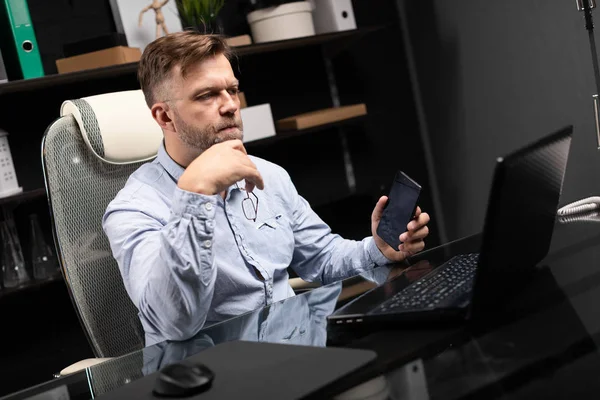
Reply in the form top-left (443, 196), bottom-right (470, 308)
top-left (42, 90), bottom-right (163, 357)
top-left (87, 350), bottom-right (144, 396)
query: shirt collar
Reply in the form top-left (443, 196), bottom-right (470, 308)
top-left (157, 140), bottom-right (245, 192)
top-left (157, 140), bottom-right (185, 182)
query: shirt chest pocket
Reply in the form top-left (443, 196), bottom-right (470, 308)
top-left (282, 326), bottom-right (307, 342)
top-left (249, 213), bottom-right (294, 265)
top-left (257, 214), bottom-right (283, 230)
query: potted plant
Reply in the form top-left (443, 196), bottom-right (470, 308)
top-left (175, 0), bottom-right (226, 33)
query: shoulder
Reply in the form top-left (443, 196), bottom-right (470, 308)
top-left (248, 155), bottom-right (291, 182)
top-left (247, 155), bottom-right (298, 202)
top-left (105, 160), bottom-right (172, 217)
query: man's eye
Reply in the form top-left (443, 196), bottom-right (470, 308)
top-left (197, 93), bottom-right (213, 101)
top-left (228, 87), bottom-right (239, 95)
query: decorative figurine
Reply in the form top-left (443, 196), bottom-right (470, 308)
top-left (139, 0), bottom-right (171, 39)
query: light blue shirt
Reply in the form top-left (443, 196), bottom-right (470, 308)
top-left (103, 142), bottom-right (390, 346)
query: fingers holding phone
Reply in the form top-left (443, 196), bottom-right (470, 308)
top-left (372, 171), bottom-right (430, 262)
top-left (399, 210), bottom-right (430, 254)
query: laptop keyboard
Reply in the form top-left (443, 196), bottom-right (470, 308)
top-left (371, 253), bottom-right (480, 314)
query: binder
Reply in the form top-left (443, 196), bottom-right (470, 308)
top-left (0, 0), bottom-right (44, 80)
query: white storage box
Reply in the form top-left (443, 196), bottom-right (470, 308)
top-left (310, 0), bottom-right (357, 34)
top-left (247, 1), bottom-right (315, 43)
top-left (0, 130), bottom-right (22, 198)
top-left (241, 104), bottom-right (277, 143)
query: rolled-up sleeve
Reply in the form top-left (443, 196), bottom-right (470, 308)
top-left (103, 186), bottom-right (218, 343)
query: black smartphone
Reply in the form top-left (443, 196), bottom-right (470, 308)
top-left (376, 171), bottom-right (422, 251)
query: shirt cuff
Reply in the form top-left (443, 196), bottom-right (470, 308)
top-left (171, 186), bottom-right (218, 218)
top-left (366, 236), bottom-right (392, 266)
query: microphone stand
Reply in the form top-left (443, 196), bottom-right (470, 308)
top-left (577, 0), bottom-right (600, 148)
top-left (555, 1), bottom-right (600, 217)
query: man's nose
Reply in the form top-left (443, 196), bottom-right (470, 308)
top-left (220, 91), bottom-right (238, 115)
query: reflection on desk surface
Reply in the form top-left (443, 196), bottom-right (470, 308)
top-left (7, 222), bottom-right (600, 400)
top-left (85, 281), bottom-right (343, 396)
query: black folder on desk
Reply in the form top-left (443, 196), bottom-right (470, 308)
top-left (97, 340), bottom-right (377, 400)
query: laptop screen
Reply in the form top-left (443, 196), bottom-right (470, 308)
top-left (471, 126), bottom-right (573, 313)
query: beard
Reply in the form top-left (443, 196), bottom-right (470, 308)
top-left (174, 112), bottom-right (244, 153)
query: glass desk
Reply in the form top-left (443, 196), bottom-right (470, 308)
top-left (4, 217), bottom-right (600, 399)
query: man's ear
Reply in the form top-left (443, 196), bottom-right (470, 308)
top-left (152, 102), bottom-right (175, 132)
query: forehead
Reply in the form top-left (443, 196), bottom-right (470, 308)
top-left (176, 54), bottom-right (235, 87)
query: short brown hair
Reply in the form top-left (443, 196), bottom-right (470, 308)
top-left (138, 31), bottom-right (233, 107)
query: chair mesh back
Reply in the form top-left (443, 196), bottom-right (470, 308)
top-left (88, 352), bottom-right (144, 396)
top-left (42, 115), bottom-right (148, 357)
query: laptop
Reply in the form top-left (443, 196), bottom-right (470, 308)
top-left (328, 125), bottom-right (573, 326)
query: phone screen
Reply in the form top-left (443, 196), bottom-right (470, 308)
top-left (377, 171), bottom-right (422, 250)
top-left (390, 182), bottom-right (420, 223)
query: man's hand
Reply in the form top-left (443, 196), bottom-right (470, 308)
top-left (177, 140), bottom-right (264, 195)
top-left (371, 196), bottom-right (430, 262)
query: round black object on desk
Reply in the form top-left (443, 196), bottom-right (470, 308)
top-left (153, 361), bottom-right (214, 397)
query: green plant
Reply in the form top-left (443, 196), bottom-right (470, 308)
top-left (175, 0), bottom-right (225, 31)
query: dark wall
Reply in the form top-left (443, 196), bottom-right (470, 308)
top-left (399, 0), bottom-right (600, 240)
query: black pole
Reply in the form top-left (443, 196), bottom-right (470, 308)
top-left (581, 0), bottom-right (600, 98)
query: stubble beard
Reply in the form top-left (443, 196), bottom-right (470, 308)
top-left (175, 113), bottom-right (244, 153)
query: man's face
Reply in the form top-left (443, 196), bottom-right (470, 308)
top-left (167, 53), bottom-right (243, 152)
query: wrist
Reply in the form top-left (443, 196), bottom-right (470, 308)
top-left (177, 178), bottom-right (215, 195)
top-left (369, 236), bottom-right (393, 265)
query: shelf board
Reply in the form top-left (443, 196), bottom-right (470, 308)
top-left (245, 115), bottom-right (367, 147)
top-left (233, 26), bottom-right (381, 57)
top-left (0, 27), bottom-right (382, 96)
top-left (0, 62), bottom-right (139, 95)
top-left (0, 272), bottom-right (63, 299)
top-left (0, 188), bottom-right (46, 206)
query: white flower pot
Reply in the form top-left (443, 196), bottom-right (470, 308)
top-left (247, 1), bottom-right (315, 44)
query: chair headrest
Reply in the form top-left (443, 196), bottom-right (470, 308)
top-left (60, 90), bottom-right (163, 164)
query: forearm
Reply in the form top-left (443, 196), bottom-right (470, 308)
top-left (290, 197), bottom-right (389, 285)
top-left (294, 233), bottom-right (389, 285)
top-left (136, 218), bottom-right (216, 341)
top-left (104, 188), bottom-right (219, 341)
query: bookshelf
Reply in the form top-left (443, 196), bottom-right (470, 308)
top-left (0, 27), bottom-right (382, 96)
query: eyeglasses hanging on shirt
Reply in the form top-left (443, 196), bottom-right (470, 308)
top-left (235, 183), bottom-right (259, 222)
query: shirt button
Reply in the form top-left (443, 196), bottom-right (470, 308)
top-left (206, 220), bottom-right (213, 228)
top-left (204, 203), bottom-right (213, 211)
top-left (203, 240), bottom-right (212, 248)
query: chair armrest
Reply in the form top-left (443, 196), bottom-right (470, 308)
top-left (58, 358), bottom-right (112, 377)
top-left (289, 277), bottom-right (321, 291)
